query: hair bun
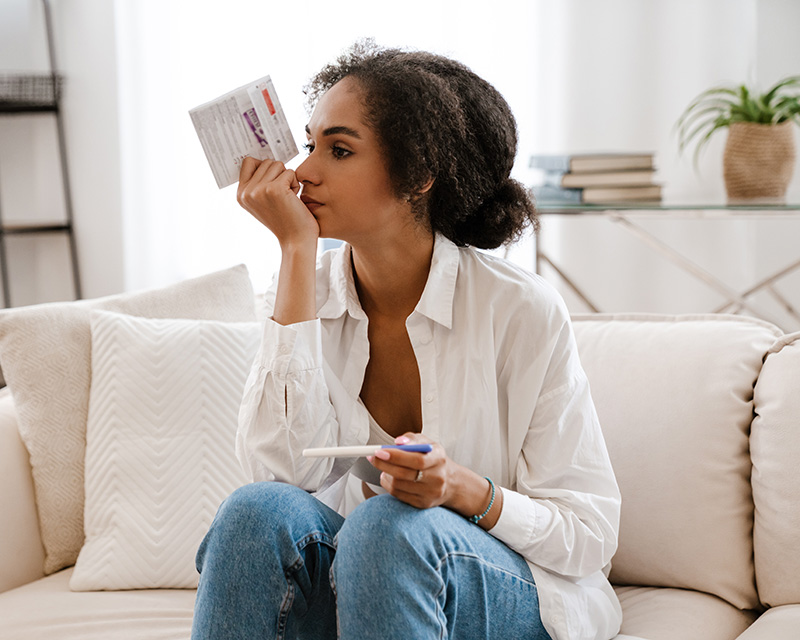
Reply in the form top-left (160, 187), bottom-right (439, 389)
top-left (452, 179), bottom-right (538, 249)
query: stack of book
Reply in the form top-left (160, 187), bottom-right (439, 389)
top-left (530, 153), bottom-right (661, 204)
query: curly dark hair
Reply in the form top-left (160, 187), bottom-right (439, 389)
top-left (305, 40), bottom-right (538, 249)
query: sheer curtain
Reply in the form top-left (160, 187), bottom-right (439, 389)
top-left (114, 0), bottom-right (539, 293)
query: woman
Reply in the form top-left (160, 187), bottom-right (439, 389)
top-left (192, 42), bottom-right (622, 640)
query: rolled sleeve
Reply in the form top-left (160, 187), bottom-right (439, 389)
top-left (262, 318), bottom-right (323, 374)
top-left (236, 318), bottom-right (338, 490)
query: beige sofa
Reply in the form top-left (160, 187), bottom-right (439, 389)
top-left (1, 311), bottom-right (799, 639)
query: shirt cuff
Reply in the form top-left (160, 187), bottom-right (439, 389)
top-left (488, 487), bottom-right (538, 548)
top-left (262, 317), bottom-right (322, 374)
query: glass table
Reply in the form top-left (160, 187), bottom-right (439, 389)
top-left (534, 199), bottom-right (800, 329)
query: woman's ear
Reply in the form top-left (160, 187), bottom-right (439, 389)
top-left (418, 177), bottom-right (435, 194)
top-left (405, 176), bottom-right (434, 204)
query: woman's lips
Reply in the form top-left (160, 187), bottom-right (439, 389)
top-left (300, 195), bottom-right (323, 213)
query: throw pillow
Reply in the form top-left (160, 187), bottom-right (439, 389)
top-left (0, 265), bottom-right (256, 574)
top-left (70, 311), bottom-right (258, 590)
top-left (572, 313), bottom-right (781, 611)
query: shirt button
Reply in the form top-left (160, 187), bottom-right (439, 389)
top-left (420, 335), bottom-right (431, 345)
top-left (279, 345), bottom-right (290, 355)
top-left (425, 393), bottom-right (435, 403)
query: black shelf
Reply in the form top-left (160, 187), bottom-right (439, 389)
top-left (0, 0), bottom-right (81, 308)
top-left (2, 223), bottom-right (71, 235)
top-left (0, 102), bottom-right (58, 113)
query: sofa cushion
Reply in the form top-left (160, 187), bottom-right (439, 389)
top-left (613, 586), bottom-right (757, 640)
top-left (751, 331), bottom-right (800, 607)
top-left (0, 265), bottom-right (256, 575)
top-left (572, 313), bottom-right (780, 610)
top-left (70, 312), bottom-right (258, 591)
top-left (734, 605), bottom-right (800, 640)
top-left (0, 568), bottom-right (194, 640)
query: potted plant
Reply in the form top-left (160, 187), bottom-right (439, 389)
top-left (676, 76), bottom-right (800, 200)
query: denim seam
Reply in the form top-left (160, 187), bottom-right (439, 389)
top-left (329, 565), bottom-right (341, 640)
top-left (434, 551), bottom-right (538, 587)
top-left (297, 530), bottom-right (338, 553)
top-left (432, 556), bottom-right (448, 640)
top-left (276, 581), bottom-right (295, 640)
top-left (432, 581), bottom-right (446, 639)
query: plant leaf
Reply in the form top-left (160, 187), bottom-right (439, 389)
top-left (692, 117), bottom-right (730, 168)
top-left (762, 75), bottom-right (800, 104)
top-left (773, 96), bottom-right (800, 122)
top-left (678, 113), bottom-right (728, 154)
top-left (676, 87), bottom-right (740, 125)
top-left (740, 85), bottom-right (750, 104)
top-left (676, 102), bottom-right (735, 139)
top-left (754, 95), bottom-right (775, 123)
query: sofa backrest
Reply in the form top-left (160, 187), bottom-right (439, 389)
top-left (751, 331), bottom-right (800, 608)
top-left (571, 314), bottom-right (781, 611)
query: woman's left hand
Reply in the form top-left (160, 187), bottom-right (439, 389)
top-left (368, 433), bottom-right (454, 510)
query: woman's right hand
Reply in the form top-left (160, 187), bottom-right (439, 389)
top-left (236, 157), bottom-right (319, 248)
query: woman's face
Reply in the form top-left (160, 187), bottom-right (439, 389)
top-left (296, 77), bottom-right (412, 245)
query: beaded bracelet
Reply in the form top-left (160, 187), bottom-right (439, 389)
top-left (469, 477), bottom-right (495, 524)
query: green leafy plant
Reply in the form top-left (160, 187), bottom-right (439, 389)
top-left (676, 76), bottom-right (800, 165)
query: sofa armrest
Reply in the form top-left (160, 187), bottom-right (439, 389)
top-left (0, 388), bottom-right (45, 593)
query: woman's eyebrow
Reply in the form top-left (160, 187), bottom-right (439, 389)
top-left (304, 124), bottom-right (362, 139)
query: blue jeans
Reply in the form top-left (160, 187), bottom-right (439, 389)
top-left (192, 482), bottom-right (551, 640)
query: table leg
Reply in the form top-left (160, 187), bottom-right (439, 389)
top-left (610, 214), bottom-right (783, 326)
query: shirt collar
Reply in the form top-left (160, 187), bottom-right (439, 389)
top-left (414, 234), bottom-right (459, 329)
top-left (317, 234), bottom-right (460, 329)
top-left (318, 243), bottom-right (365, 321)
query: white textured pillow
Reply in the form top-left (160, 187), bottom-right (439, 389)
top-left (0, 265), bottom-right (256, 575)
top-left (70, 311), bottom-right (259, 591)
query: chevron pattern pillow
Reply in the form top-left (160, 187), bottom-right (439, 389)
top-left (0, 265), bottom-right (256, 575)
top-left (70, 311), bottom-right (259, 591)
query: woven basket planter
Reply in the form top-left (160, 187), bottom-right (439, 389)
top-left (723, 121), bottom-right (796, 200)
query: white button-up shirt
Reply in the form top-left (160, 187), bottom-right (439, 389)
top-left (237, 235), bottom-right (622, 640)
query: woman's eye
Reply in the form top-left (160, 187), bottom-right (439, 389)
top-left (304, 142), bottom-right (350, 159)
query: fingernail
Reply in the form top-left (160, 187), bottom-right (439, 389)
top-left (366, 456), bottom-right (374, 463)
top-left (374, 449), bottom-right (390, 460)
top-left (396, 436), bottom-right (410, 445)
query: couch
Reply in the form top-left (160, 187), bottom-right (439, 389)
top-left (1, 308), bottom-right (799, 639)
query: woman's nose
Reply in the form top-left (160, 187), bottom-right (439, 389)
top-left (295, 154), bottom-right (318, 185)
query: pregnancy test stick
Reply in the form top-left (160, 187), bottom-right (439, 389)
top-left (302, 444), bottom-right (433, 458)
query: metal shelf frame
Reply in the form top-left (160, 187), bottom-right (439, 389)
top-left (0, 0), bottom-right (82, 307)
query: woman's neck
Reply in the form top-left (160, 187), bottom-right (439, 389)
top-left (350, 227), bottom-right (435, 320)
